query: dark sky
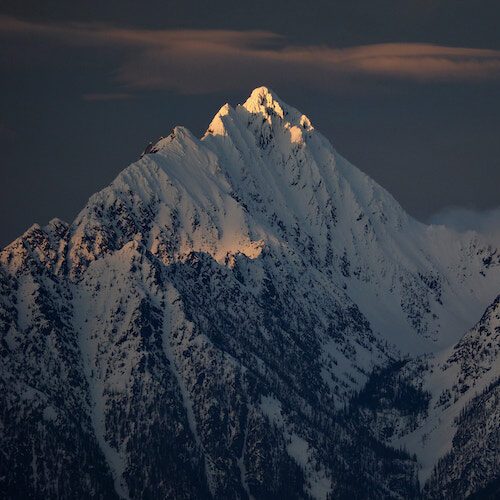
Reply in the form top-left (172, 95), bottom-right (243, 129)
top-left (1, 1), bottom-right (500, 247)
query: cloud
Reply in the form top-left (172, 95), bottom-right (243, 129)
top-left (429, 206), bottom-right (500, 246)
top-left (2, 15), bottom-right (500, 94)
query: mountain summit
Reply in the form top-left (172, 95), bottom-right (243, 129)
top-left (1, 87), bottom-right (499, 499)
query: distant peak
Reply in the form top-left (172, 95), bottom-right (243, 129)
top-left (205, 103), bottom-right (233, 137)
top-left (243, 86), bottom-right (286, 118)
top-left (142, 126), bottom-right (199, 156)
top-left (248, 86), bottom-right (279, 102)
top-left (242, 86), bottom-right (314, 134)
top-left (203, 86), bottom-right (314, 143)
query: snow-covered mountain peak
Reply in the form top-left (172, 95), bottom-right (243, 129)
top-left (146, 126), bottom-right (199, 155)
top-left (0, 218), bottom-right (68, 275)
top-left (242, 86), bottom-right (286, 118)
top-left (203, 86), bottom-right (314, 147)
top-left (1, 87), bottom-right (500, 499)
top-left (242, 86), bottom-right (314, 130)
top-left (205, 103), bottom-right (233, 137)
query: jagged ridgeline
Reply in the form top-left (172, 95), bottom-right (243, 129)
top-left (1, 87), bottom-right (499, 499)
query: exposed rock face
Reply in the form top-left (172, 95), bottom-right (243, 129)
top-left (0, 87), bottom-right (498, 499)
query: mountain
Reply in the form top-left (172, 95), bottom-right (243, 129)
top-left (1, 86), bottom-right (498, 499)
